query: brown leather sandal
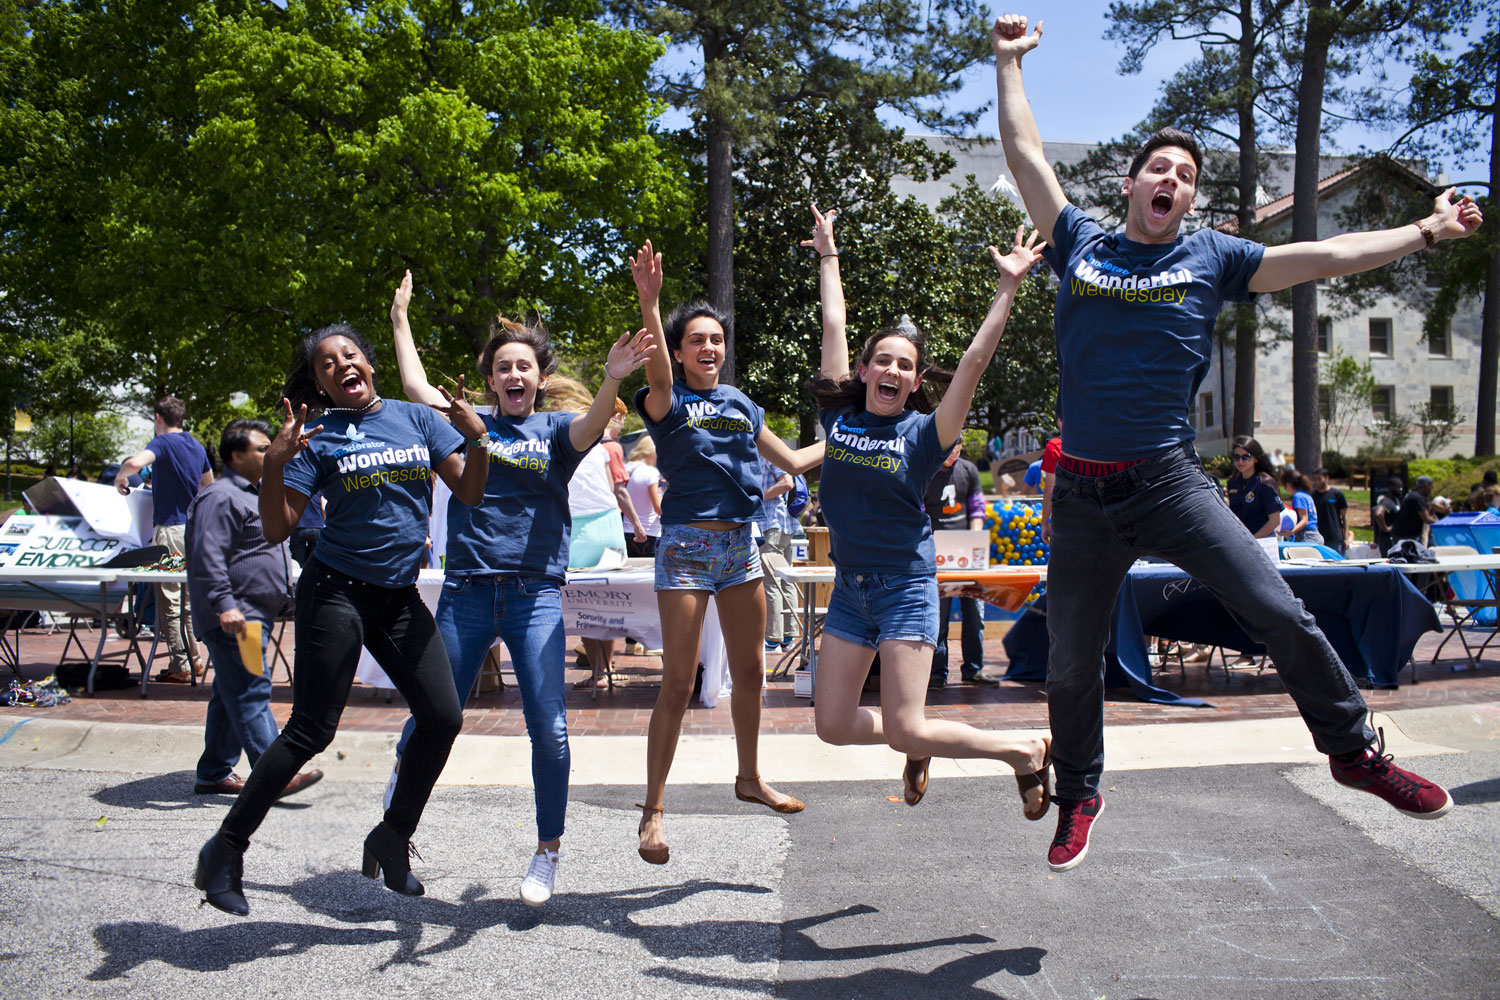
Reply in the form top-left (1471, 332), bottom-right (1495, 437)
top-left (903, 757), bottom-right (931, 806)
top-left (635, 803), bottom-right (668, 864)
top-left (734, 774), bottom-right (805, 814)
top-left (1015, 739), bottom-right (1052, 821)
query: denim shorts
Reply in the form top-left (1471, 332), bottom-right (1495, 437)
top-left (654, 523), bottom-right (763, 593)
top-left (823, 568), bottom-right (939, 649)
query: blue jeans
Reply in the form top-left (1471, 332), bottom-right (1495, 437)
top-left (1046, 443), bottom-right (1374, 800)
top-left (398, 574), bottom-right (569, 842)
top-left (195, 622), bottom-right (278, 784)
top-left (931, 596), bottom-right (984, 683)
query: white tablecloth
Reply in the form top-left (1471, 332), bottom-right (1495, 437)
top-left (356, 568), bottom-right (731, 707)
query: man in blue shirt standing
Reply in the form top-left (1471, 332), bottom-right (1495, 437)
top-left (993, 13), bottom-right (1482, 871)
top-left (116, 396), bottom-right (214, 682)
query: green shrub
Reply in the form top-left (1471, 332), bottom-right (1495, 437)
top-left (1203, 453), bottom-right (1233, 479)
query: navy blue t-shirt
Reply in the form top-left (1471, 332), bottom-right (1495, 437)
top-left (146, 432), bottom-right (212, 527)
top-left (1043, 205), bottom-right (1264, 461)
top-left (445, 410), bottom-right (591, 581)
top-left (1225, 473), bottom-right (1281, 535)
top-left (635, 381), bottom-right (765, 524)
top-left (818, 406), bottom-right (948, 573)
top-left (282, 400), bottom-right (464, 587)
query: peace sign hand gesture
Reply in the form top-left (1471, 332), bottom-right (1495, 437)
top-left (266, 398), bottom-right (321, 470)
top-left (431, 375), bottom-right (487, 442)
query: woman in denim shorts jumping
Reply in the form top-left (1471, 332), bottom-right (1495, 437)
top-left (803, 205), bottom-right (1053, 820)
top-left (628, 240), bottom-right (826, 864)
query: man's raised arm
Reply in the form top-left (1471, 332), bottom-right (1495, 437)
top-left (993, 14), bottom-right (1069, 244)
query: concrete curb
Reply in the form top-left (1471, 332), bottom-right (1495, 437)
top-left (2, 704), bottom-right (1486, 786)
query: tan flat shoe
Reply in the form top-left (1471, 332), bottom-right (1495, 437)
top-left (1015, 738), bottom-right (1052, 821)
top-left (636, 803), bottom-right (668, 864)
top-left (902, 756), bottom-right (931, 806)
top-left (734, 774), bottom-right (805, 814)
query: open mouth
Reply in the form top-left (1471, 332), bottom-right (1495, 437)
top-left (505, 385), bottom-right (526, 405)
top-left (1150, 191), bottom-right (1174, 219)
top-left (338, 371), bottom-right (365, 395)
top-left (876, 381), bottom-right (900, 403)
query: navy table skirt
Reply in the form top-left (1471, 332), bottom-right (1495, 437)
top-left (1002, 562), bottom-right (1439, 705)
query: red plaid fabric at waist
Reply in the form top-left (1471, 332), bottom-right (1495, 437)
top-left (1056, 454), bottom-right (1147, 478)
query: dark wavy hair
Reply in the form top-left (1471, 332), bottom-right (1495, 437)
top-left (1128, 126), bottom-right (1203, 184)
top-left (805, 327), bottom-right (952, 415)
top-left (282, 323), bottom-right (378, 413)
top-left (663, 300), bottom-right (732, 375)
top-left (1281, 467), bottom-right (1315, 495)
top-left (1231, 434), bottom-right (1278, 489)
top-left (478, 317), bottom-right (558, 409)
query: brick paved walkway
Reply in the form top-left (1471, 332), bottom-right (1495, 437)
top-left (7, 617), bottom-right (1498, 737)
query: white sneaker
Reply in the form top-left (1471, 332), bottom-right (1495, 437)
top-left (382, 759), bottom-right (400, 812)
top-left (520, 848), bottom-right (560, 907)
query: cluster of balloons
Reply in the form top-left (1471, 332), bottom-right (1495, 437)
top-left (986, 499), bottom-right (1048, 604)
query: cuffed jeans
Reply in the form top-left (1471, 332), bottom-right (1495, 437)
top-left (397, 573), bottom-right (569, 842)
top-left (931, 596), bottom-right (985, 684)
top-left (218, 558), bottom-right (461, 853)
top-left (1046, 443), bottom-right (1374, 800)
top-left (195, 622), bottom-right (278, 784)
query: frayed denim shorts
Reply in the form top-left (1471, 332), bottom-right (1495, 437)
top-left (823, 568), bottom-right (939, 649)
top-left (654, 522), bottom-right (763, 593)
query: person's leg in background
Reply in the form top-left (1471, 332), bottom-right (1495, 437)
top-left (153, 523), bottom-right (197, 678)
top-left (194, 623), bottom-right (279, 789)
top-left (958, 596), bottom-right (995, 685)
top-left (930, 595), bottom-right (954, 689)
top-left (761, 527), bottom-right (799, 652)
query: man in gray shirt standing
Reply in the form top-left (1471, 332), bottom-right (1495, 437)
top-left (185, 419), bottom-right (321, 798)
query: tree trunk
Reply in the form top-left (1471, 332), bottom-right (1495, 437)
top-left (1290, 1), bottom-right (1338, 469)
top-left (705, 119), bottom-right (736, 386)
top-left (1476, 51), bottom-right (1500, 456)
top-left (1231, 0), bottom-right (1261, 437)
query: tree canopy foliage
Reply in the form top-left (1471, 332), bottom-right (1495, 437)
top-left (1, 0), bottom-right (687, 434)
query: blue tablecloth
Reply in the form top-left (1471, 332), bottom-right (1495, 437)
top-left (1002, 562), bottom-right (1440, 703)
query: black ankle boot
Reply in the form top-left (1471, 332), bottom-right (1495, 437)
top-left (362, 822), bottom-right (424, 896)
top-left (194, 834), bottom-right (249, 916)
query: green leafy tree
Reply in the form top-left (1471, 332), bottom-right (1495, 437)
top-left (607, 0), bottom-right (994, 383)
top-left (1414, 398), bottom-right (1464, 456)
top-left (1319, 347), bottom-right (1376, 455)
top-left (731, 104), bottom-right (1056, 444)
top-left (1, 0), bottom-right (686, 421)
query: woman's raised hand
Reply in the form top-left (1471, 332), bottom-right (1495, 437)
top-left (391, 269), bottom-right (413, 325)
top-left (988, 225), bottom-right (1047, 286)
top-left (800, 203), bottom-right (838, 257)
top-left (432, 375), bottom-right (487, 441)
top-left (605, 327), bottom-right (657, 381)
top-left (629, 240), bottom-right (663, 302)
top-left (267, 398), bottom-right (320, 468)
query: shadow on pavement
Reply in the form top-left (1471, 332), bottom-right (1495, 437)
top-left (90, 771), bottom-right (311, 813)
top-left (1451, 776), bottom-right (1500, 805)
top-left (645, 946), bottom-right (1049, 998)
top-left (87, 920), bottom-right (403, 979)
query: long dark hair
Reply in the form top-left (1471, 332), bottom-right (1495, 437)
top-left (1281, 467), bottom-right (1314, 495)
top-left (477, 317), bottom-right (558, 409)
top-left (283, 323), bottom-right (378, 413)
top-left (806, 327), bottom-right (952, 415)
top-left (1231, 434), bottom-right (1278, 488)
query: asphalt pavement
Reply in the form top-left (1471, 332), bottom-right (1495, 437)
top-left (2, 710), bottom-right (1497, 999)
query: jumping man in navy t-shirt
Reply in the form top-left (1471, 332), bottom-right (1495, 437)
top-left (993, 12), bottom-right (1482, 871)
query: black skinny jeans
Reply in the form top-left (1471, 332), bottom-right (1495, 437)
top-left (219, 557), bottom-right (462, 853)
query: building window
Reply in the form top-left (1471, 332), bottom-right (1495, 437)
top-left (1369, 318), bottom-right (1393, 356)
top-left (1431, 385), bottom-right (1454, 419)
top-left (1317, 317), bottom-right (1331, 355)
top-left (1318, 383), bottom-right (1331, 423)
top-left (1199, 392), bottom-right (1214, 429)
top-left (1372, 385), bottom-right (1395, 420)
top-left (1429, 322), bottom-right (1451, 357)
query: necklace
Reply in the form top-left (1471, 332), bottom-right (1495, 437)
top-left (321, 395), bottom-right (382, 415)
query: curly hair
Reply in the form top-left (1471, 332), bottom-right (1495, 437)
top-left (805, 327), bottom-right (952, 415)
top-left (282, 324), bottom-right (379, 413)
